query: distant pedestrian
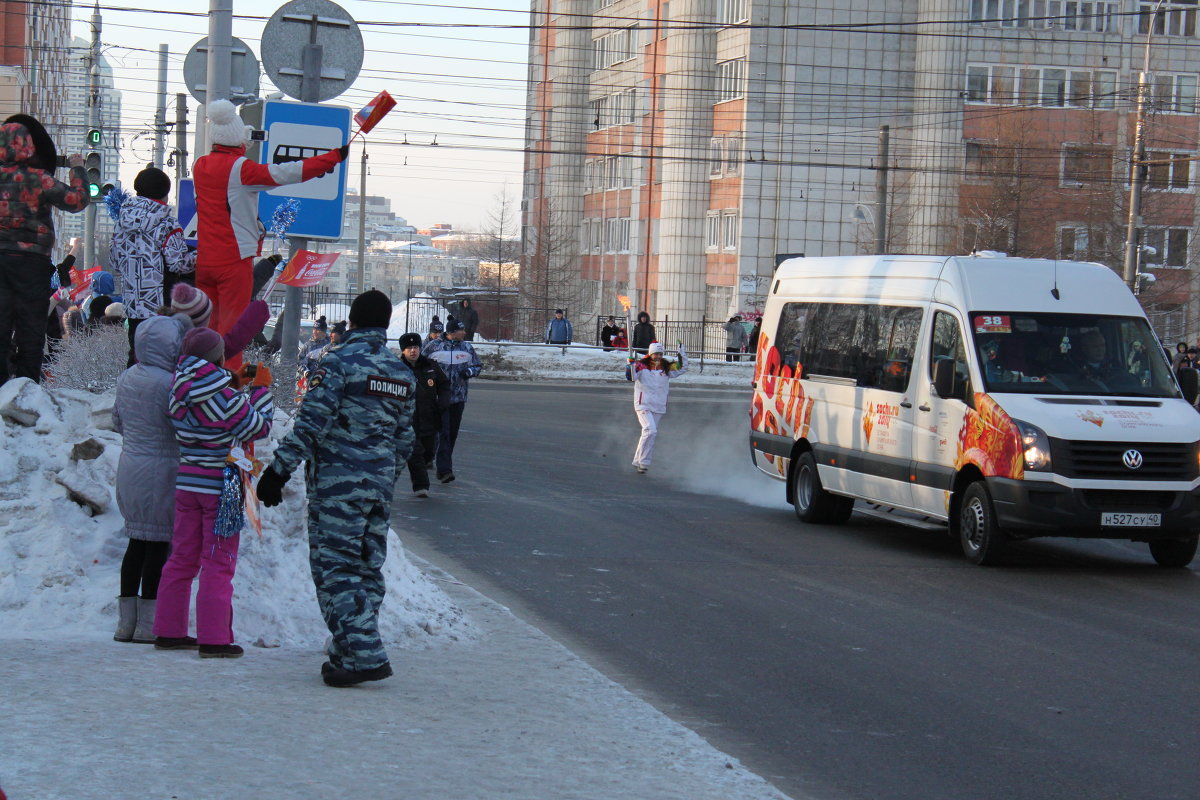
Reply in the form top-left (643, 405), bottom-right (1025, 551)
top-left (193, 99), bottom-right (346, 370)
top-left (422, 319), bottom-right (481, 483)
top-left (546, 308), bottom-right (573, 344)
top-left (110, 166), bottom-right (196, 366)
top-left (600, 316), bottom-right (620, 351)
top-left (723, 315), bottom-right (747, 362)
top-left (1172, 342), bottom-right (1190, 373)
top-left (453, 298), bottom-right (480, 341)
top-left (112, 313), bottom-right (191, 644)
top-left (298, 317), bottom-right (329, 378)
top-left (629, 341), bottom-right (688, 474)
top-left (0, 114), bottom-right (88, 385)
top-left (611, 327), bottom-right (628, 350)
top-left (398, 331), bottom-right (449, 497)
top-left (631, 311), bottom-right (656, 354)
top-left (748, 317), bottom-right (762, 359)
top-left (154, 327), bottom-right (274, 658)
top-left (256, 290), bottom-right (416, 687)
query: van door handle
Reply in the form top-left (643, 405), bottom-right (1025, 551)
top-left (918, 403), bottom-right (931, 412)
top-left (900, 401), bottom-right (913, 408)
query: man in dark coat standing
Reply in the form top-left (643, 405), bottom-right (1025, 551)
top-left (453, 298), bottom-right (480, 341)
top-left (631, 311), bottom-right (657, 355)
top-left (0, 115), bottom-right (88, 385)
top-left (398, 332), bottom-right (449, 497)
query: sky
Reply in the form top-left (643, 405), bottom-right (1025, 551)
top-left (72, 0), bottom-right (530, 231)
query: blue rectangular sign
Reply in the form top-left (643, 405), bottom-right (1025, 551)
top-left (258, 99), bottom-right (351, 241)
top-left (177, 178), bottom-right (198, 247)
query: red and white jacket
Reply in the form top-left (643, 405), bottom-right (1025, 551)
top-left (193, 143), bottom-right (342, 265)
top-left (631, 347), bottom-right (688, 414)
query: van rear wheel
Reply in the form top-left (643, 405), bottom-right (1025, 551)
top-left (1148, 536), bottom-right (1198, 568)
top-left (959, 482), bottom-right (1007, 565)
top-left (792, 451), bottom-right (853, 525)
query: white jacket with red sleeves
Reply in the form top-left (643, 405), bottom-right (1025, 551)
top-left (631, 346), bottom-right (688, 414)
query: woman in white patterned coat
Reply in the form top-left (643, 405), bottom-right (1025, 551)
top-left (110, 167), bottom-right (195, 366)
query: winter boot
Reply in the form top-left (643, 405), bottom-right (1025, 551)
top-left (199, 643), bottom-right (244, 659)
top-left (322, 661), bottom-right (392, 688)
top-left (131, 598), bottom-right (156, 644)
top-left (155, 636), bottom-right (199, 650)
top-left (114, 596), bottom-right (137, 643)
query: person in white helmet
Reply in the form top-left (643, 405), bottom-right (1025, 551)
top-left (628, 340), bottom-right (688, 473)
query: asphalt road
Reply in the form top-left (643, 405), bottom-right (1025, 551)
top-left (391, 381), bottom-right (1200, 800)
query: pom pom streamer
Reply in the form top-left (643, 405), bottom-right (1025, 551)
top-left (213, 464), bottom-right (246, 538)
top-left (269, 199), bottom-right (302, 243)
top-left (104, 187), bottom-right (131, 222)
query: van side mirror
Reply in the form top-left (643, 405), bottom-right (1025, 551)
top-left (933, 358), bottom-right (961, 401)
top-left (1179, 368), bottom-right (1200, 405)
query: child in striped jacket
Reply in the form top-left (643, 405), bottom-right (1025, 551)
top-left (153, 326), bottom-right (273, 658)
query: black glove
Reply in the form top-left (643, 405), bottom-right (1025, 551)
top-left (337, 143), bottom-right (350, 161)
top-left (56, 254), bottom-right (75, 287)
top-left (256, 467), bottom-right (288, 508)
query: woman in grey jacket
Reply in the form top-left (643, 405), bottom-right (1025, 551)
top-left (111, 313), bottom-right (190, 643)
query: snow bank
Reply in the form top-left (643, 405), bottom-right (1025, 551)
top-left (387, 293), bottom-right (447, 342)
top-left (0, 379), bottom-right (473, 648)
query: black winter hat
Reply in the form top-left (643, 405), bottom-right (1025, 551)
top-left (331, 320), bottom-right (347, 336)
top-left (134, 166), bottom-right (171, 200)
top-left (398, 332), bottom-right (422, 349)
top-left (349, 289), bottom-right (392, 328)
top-left (314, 315), bottom-right (328, 332)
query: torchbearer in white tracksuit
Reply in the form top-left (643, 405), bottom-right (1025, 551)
top-left (629, 340), bottom-right (688, 473)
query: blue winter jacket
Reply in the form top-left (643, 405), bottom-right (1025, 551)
top-left (421, 337), bottom-right (481, 404)
top-left (545, 317), bottom-right (573, 343)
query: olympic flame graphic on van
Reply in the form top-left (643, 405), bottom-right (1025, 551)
top-left (955, 393), bottom-right (1024, 480)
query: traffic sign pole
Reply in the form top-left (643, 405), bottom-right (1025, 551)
top-left (84, 5), bottom-right (100, 274)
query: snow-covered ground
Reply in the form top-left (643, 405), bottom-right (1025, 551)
top-left (0, 368), bottom-right (791, 799)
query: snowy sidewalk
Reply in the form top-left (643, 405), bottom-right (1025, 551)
top-left (0, 558), bottom-right (792, 800)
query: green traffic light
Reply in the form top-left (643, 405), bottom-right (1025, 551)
top-left (88, 183), bottom-right (101, 198)
top-left (87, 129), bottom-right (101, 146)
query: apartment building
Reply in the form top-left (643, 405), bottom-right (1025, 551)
top-left (523, 0), bottom-right (1200, 337)
top-left (0, 0), bottom-right (71, 136)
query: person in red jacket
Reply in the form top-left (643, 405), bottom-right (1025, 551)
top-left (193, 99), bottom-right (346, 368)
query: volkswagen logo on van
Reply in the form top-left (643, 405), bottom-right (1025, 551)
top-left (1122, 449), bottom-right (1144, 470)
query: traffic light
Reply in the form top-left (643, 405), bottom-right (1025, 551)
top-left (86, 128), bottom-right (101, 147)
top-left (84, 151), bottom-right (102, 200)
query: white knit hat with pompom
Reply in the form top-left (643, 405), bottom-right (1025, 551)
top-left (207, 99), bottom-right (252, 147)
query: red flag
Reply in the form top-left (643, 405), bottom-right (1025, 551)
top-left (278, 250), bottom-right (341, 288)
top-left (353, 90), bottom-right (397, 135)
top-left (68, 265), bottom-right (101, 303)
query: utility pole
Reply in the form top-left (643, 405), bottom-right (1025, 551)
top-left (83, 2), bottom-right (101, 273)
top-left (874, 125), bottom-right (890, 255)
top-left (152, 44), bottom-right (168, 169)
top-left (205, 0), bottom-right (233, 105)
top-left (173, 93), bottom-right (189, 188)
top-left (356, 145), bottom-right (367, 292)
top-left (1124, 1), bottom-right (1164, 293)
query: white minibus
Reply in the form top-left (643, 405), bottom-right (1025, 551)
top-left (749, 254), bottom-right (1200, 566)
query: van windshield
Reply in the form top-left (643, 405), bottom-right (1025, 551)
top-left (970, 312), bottom-right (1179, 397)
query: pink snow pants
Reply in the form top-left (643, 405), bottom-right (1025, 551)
top-left (154, 490), bottom-right (241, 645)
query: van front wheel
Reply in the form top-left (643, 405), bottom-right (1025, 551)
top-left (959, 482), bottom-right (1007, 565)
top-left (792, 451), bottom-right (853, 525)
top-left (1149, 536), bottom-right (1198, 568)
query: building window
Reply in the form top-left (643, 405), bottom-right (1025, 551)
top-left (605, 217), bottom-right (632, 253)
top-left (720, 0), bottom-right (748, 25)
top-left (1146, 151), bottom-right (1193, 191)
top-left (710, 138), bottom-right (723, 177)
top-left (1059, 225), bottom-right (1107, 260)
top-left (715, 58), bottom-right (746, 103)
top-left (966, 64), bottom-right (1116, 108)
top-left (971, 1), bottom-right (1118, 31)
top-left (725, 134), bottom-right (742, 176)
top-left (964, 140), bottom-right (1012, 179)
top-left (1143, 228), bottom-right (1190, 267)
top-left (593, 27), bottom-right (636, 70)
top-left (705, 211), bottom-right (721, 251)
top-left (1139, 2), bottom-right (1197, 36)
top-left (722, 209), bottom-right (739, 251)
top-left (1062, 145), bottom-right (1113, 185)
top-left (1152, 73), bottom-right (1198, 113)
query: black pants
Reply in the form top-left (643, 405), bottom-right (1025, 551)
top-left (0, 251), bottom-right (54, 385)
top-left (119, 539), bottom-right (171, 598)
top-left (435, 403), bottom-right (466, 478)
top-left (126, 317), bottom-right (145, 367)
top-left (406, 432), bottom-right (437, 491)
top-left (726, 347), bottom-right (741, 362)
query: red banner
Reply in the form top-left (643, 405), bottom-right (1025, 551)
top-left (68, 266), bottom-right (101, 303)
top-left (278, 250), bottom-right (340, 288)
top-left (353, 90), bottom-right (396, 135)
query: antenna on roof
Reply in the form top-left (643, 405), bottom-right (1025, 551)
top-left (1051, 260), bottom-right (1061, 300)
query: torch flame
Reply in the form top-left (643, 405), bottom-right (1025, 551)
top-left (617, 295), bottom-right (631, 311)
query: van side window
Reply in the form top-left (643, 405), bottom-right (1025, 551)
top-left (930, 311), bottom-right (968, 384)
top-left (774, 301), bottom-right (921, 392)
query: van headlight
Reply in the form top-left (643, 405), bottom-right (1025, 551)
top-left (1014, 418), bottom-right (1051, 472)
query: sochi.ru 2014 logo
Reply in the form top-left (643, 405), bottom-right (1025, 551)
top-left (1122, 449), bottom-right (1143, 470)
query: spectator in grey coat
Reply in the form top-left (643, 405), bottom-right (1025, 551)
top-left (723, 315), bottom-right (747, 362)
top-left (111, 312), bottom-right (191, 644)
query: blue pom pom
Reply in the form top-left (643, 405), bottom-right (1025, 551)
top-left (269, 199), bottom-right (302, 241)
top-left (213, 464), bottom-right (245, 538)
top-left (103, 186), bottom-right (131, 222)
